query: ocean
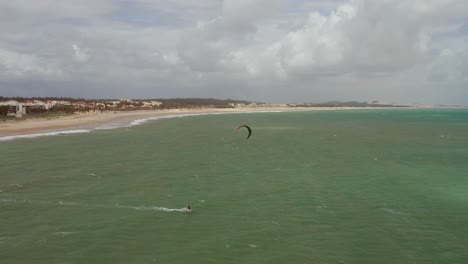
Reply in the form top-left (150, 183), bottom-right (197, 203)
top-left (1, 109), bottom-right (467, 263)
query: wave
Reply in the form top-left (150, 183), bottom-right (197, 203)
top-left (0, 199), bottom-right (190, 213)
top-left (112, 110), bottom-right (288, 128)
top-left (53, 232), bottom-right (78, 236)
top-left (0, 129), bottom-right (90, 142)
top-left (128, 112), bottom-right (232, 127)
top-left (129, 114), bottom-right (197, 127)
top-left (94, 124), bottom-right (123, 130)
top-left (0, 109), bottom-right (298, 142)
top-left (381, 207), bottom-right (408, 215)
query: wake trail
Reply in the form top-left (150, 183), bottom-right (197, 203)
top-left (0, 199), bottom-right (190, 212)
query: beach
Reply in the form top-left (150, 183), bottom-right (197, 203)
top-left (0, 108), bottom-right (248, 136)
top-left (0, 107), bottom-right (416, 138)
top-left (0, 107), bottom-right (419, 137)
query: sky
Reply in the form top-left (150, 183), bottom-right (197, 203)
top-left (0, 0), bottom-right (467, 104)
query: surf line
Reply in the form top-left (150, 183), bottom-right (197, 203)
top-left (0, 130), bottom-right (91, 142)
top-left (0, 199), bottom-right (190, 213)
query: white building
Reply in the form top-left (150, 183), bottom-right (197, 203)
top-left (0, 100), bottom-right (24, 117)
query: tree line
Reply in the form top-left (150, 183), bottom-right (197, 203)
top-left (0, 97), bottom-right (254, 116)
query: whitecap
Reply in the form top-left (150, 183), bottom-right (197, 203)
top-left (315, 204), bottom-right (327, 209)
top-left (87, 173), bottom-right (101, 179)
top-left (53, 232), bottom-right (78, 236)
top-left (381, 208), bottom-right (408, 215)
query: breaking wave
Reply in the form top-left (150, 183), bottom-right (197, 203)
top-left (0, 130), bottom-right (91, 142)
top-left (0, 109), bottom-right (299, 142)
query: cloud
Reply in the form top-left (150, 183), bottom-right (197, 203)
top-left (0, 0), bottom-right (467, 104)
top-left (72, 44), bottom-right (90, 62)
top-left (178, 0), bottom-right (461, 79)
top-left (0, 0), bottom-right (116, 18)
top-left (0, 47), bottom-right (65, 80)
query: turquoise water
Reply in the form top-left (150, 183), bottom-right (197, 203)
top-left (1, 109), bottom-right (468, 263)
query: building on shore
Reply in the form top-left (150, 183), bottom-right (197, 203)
top-left (0, 100), bottom-right (53, 117)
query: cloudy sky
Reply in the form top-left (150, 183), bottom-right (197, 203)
top-left (0, 0), bottom-right (467, 104)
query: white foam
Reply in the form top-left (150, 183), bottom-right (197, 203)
top-left (89, 113), bottom-right (212, 130)
top-left (315, 204), bottom-right (327, 209)
top-left (126, 110), bottom-right (289, 128)
top-left (53, 232), bottom-right (78, 236)
top-left (0, 109), bottom-right (298, 142)
top-left (0, 199), bottom-right (189, 213)
top-left (381, 208), bottom-right (408, 215)
top-left (0, 129), bottom-right (90, 142)
top-left (128, 113), bottom-right (211, 127)
top-left (95, 124), bottom-right (122, 130)
top-left (86, 173), bottom-right (101, 179)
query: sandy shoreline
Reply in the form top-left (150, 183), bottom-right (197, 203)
top-left (0, 108), bottom-right (294, 136)
top-left (0, 107), bottom-right (411, 138)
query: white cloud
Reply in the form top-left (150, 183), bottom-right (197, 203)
top-left (0, 47), bottom-right (65, 79)
top-left (179, 0), bottom-right (456, 79)
top-left (0, 0), bottom-right (466, 104)
top-left (72, 44), bottom-right (90, 62)
top-left (0, 0), bottom-right (116, 18)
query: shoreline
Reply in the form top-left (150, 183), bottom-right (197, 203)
top-left (0, 108), bottom-right (305, 138)
top-left (0, 106), bottom-right (422, 141)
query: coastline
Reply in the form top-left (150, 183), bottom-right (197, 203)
top-left (0, 108), bottom-right (289, 135)
top-left (0, 107), bottom-right (413, 141)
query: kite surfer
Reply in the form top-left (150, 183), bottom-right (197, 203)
top-left (187, 205), bottom-right (192, 213)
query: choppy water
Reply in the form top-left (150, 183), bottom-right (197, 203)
top-left (1, 109), bottom-right (467, 263)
